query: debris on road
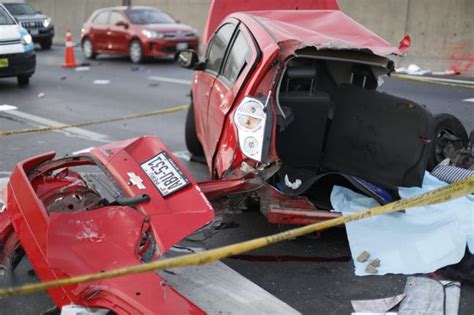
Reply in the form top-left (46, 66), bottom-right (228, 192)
top-left (369, 258), bottom-right (381, 268)
top-left (398, 277), bottom-right (461, 315)
top-left (37, 92), bottom-right (45, 98)
top-left (351, 294), bottom-right (405, 313)
top-left (365, 264), bottom-right (378, 274)
top-left (396, 64), bottom-right (431, 76)
top-left (357, 251), bottom-right (370, 263)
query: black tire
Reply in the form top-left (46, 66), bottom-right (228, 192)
top-left (427, 113), bottom-right (468, 170)
top-left (129, 39), bottom-right (144, 64)
top-left (82, 38), bottom-right (97, 60)
top-left (17, 75), bottom-right (30, 86)
top-left (40, 38), bottom-right (52, 50)
top-left (185, 102), bottom-right (204, 156)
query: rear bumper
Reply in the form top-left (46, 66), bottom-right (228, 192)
top-left (0, 51), bottom-right (36, 78)
top-left (143, 37), bottom-right (199, 58)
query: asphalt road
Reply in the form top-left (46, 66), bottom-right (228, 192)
top-left (0, 47), bottom-right (473, 314)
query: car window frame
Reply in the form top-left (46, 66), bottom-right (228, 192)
top-left (218, 28), bottom-right (254, 88)
top-left (93, 10), bottom-right (111, 25)
top-left (203, 21), bottom-right (238, 77)
top-left (109, 10), bottom-right (127, 26)
top-left (0, 5), bottom-right (16, 25)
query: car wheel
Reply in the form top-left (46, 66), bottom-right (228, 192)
top-left (427, 113), bottom-right (468, 170)
top-left (129, 39), bottom-right (144, 64)
top-left (17, 75), bottom-right (30, 86)
top-left (40, 38), bottom-right (52, 50)
top-left (82, 38), bottom-right (97, 59)
top-left (185, 102), bottom-right (204, 156)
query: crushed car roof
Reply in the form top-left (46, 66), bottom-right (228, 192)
top-left (237, 10), bottom-right (403, 57)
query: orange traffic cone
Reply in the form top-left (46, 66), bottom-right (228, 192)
top-left (63, 30), bottom-right (77, 68)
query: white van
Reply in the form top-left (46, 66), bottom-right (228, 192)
top-left (0, 2), bottom-right (35, 85)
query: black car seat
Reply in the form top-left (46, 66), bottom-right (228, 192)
top-left (322, 84), bottom-right (434, 189)
top-left (277, 66), bottom-right (331, 169)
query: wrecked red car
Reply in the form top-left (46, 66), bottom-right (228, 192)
top-left (0, 136), bottom-right (214, 314)
top-left (176, 0), bottom-right (469, 224)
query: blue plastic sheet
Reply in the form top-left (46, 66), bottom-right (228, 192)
top-left (330, 172), bottom-right (474, 276)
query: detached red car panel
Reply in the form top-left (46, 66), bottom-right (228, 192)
top-left (0, 136), bottom-right (213, 314)
top-left (176, 0), bottom-right (446, 224)
top-left (81, 6), bottom-right (199, 63)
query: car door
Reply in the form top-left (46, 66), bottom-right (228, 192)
top-left (90, 10), bottom-right (110, 52)
top-left (192, 22), bottom-right (237, 165)
top-left (206, 25), bottom-right (259, 169)
top-left (108, 10), bottom-right (129, 54)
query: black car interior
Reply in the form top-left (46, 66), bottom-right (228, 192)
top-left (275, 57), bottom-right (434, 201)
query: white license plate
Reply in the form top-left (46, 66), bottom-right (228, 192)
top-left (176, 42), bottom-right (188, 50)
top-left (29, 29), bottom-right (39, 35)
top-left (141, 152), bottom-right (190, 197)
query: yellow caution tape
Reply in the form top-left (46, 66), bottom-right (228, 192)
top-left (392, 74), bottom-right (474, 89)
top-left (0, 105), bottom-right (189, 137)
top-left (0, 175), bottom-right (472, 298)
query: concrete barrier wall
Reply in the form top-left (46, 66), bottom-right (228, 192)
top-left (28, 0), bottom-right (474, 75)
top-left (338, 0), bottom-right (474, 75)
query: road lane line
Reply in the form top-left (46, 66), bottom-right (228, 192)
top-left (172, 150), bottom-right (191, 161)
top-left (4, 110), bottom-right (112, 143)
top-left (148, 76), bottom-right (192, 85)
top-left (0, 105), bottom-right (18, 111)
top-left (462, 98), bottom-right (474, 103)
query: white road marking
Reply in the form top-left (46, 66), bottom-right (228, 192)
top-left (0, 171), bottom-right (11, 176)
top-left (0, 177), bottom-right (8, 210)
top-left (161, 249), bottom-right (300, 314)
top-left (4, 110), bottom-right (111, 143)
top-left (148, 76), bottom-right (192, 85)
top-left (172, 150), bottom-right (191, 161)
top-left (72, 147), bottom-right (95, 155)
top-left (93, 80), bottom-right (110, 85)
top-left (462, 98), bottom-right (474, 103)
top-left (0, 105), bottom-right (18, 111)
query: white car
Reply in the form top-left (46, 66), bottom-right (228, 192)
top-left (0, 3), bottom-right (35, 85)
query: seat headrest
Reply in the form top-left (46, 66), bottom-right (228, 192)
top-left (286, 67), bottom-right (317, 79)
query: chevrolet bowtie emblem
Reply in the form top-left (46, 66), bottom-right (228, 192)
top-left (127, 172), bottom-right (146, 190)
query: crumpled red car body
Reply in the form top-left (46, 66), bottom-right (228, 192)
top-left (0, 136), bottom-right (214, 314)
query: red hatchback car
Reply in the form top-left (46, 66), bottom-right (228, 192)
top-left (176, 0), bottom-right (469, 225)
top-left (81, 6), bottom-right (199, 63)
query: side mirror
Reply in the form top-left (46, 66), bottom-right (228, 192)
top-left (174, 49), bottom-right (202, 70)
top-left (36, 10), bottom-right (43, 14)
top-left (116, 21), bottom-right (129, 29)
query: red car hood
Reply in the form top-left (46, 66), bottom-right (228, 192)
top-left (244, 10), bottom-right (402, 56)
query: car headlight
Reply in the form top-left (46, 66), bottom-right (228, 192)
top-left (43, 17), bottom-right (51, 28)
top-left (142, 29), bottom-right (164, 39)
top-left (234, 97), bottom-right (270, 162)
top-left (21, 34), bottom-right (32, 45)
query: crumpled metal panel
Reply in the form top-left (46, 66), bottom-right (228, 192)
top-left (3, 136), bottom-right (213, 314)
